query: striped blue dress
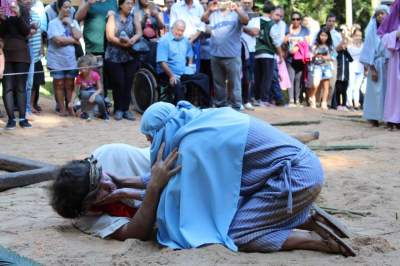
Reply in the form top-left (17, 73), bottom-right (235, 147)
top-left (228, 117), bottom-right (324, 251)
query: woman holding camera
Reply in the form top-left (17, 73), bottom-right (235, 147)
top-left (0, 0), bottom-right (32, 129)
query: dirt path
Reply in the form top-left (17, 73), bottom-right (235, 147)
top-left (0, 98), bottom-right (399, 265)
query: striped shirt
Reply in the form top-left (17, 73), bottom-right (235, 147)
top-left (29, 10), bottom-right (42, 63)
top-left (228, 117), bottom-right (324, 251)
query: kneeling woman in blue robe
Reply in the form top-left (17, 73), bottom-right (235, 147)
top-left (138, 101), bottom-right (355, 257)
top-left (51, 101), bottom-right (355, 256)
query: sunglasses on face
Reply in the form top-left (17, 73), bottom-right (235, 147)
top-left (292, 18), bottom-right (301, 21)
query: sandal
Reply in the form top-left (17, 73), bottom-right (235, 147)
top-left (314, 220), bottom-right (356, 257)
top-left (312, 204), bottom-right (351, 238)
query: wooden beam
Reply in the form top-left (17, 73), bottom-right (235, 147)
top-left (291, 131), bottom-right (320, 144)
top-left (0, 153), bottom-right (59, 191)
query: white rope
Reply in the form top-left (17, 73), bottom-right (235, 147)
top-left (2, 64), bottom-right (103, 77)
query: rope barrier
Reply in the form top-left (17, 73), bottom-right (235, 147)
top-left (2, 64), bottom-right (103, 77)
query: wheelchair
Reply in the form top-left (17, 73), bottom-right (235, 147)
top-left (130, 44), bottom-right (209, 114)
top-left (130, 60), bottom-right (174, 114)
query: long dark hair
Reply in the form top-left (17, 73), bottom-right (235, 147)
top-left (50, 160), bottom-right (91, 218)
top-left (315, 27), bottom-right (333, 48)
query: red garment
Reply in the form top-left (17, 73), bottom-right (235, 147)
top-left (293, 40), bottom-right (311, 64)
top-left (92, 202), bottom-right (137, 218)
top-left (75, 70), bottom-right (100, 89)
top-left (293, 40), bottom-right (311, 83)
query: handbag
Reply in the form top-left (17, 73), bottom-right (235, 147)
top-left (132, 38), bottom-right (150, 53)
top-left (74, 43), bottom-right (84, 59)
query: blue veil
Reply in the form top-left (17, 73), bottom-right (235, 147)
top-left (140, 101), bottom-right (249, 251)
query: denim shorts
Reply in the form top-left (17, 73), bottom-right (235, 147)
top-left (49, 69), bottom-right (78, 79)
top-left (312, 64), bottom-right (333, 81)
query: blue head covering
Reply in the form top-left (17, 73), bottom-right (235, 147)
top-left (140, 101), bottom-right (250, 251)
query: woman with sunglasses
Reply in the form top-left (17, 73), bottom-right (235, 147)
top-left (284, 12), bottom-right (311, 107)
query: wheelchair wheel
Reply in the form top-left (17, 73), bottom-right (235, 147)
top-left (131, 68), bottom-right (158, 113)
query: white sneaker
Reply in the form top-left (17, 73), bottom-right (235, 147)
top-left (244, 102), bottom-right (255, 111)
top-left (321, 101), bottom-right (328, 110)
top-left (309, 96), bottom-right (317, 109)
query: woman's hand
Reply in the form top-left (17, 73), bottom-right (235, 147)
top-left (207, 1), bottom-right (218, 12)
top-left (62, 16), bottom-right (72, 25)
top-left (370, 67), bottom-right (378, 82)
top-left (149, 143), bottom-right (181, 190)
top-left (10, 2), bottom-right (20, 17)
top-left (0, 7), bottom-right (6, 20)
top-left (150, 7), bottom-right (159, 17)
top-left (88, 93), bottom-right (96, 103)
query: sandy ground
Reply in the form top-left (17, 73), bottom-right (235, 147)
top-left (0, 98), bottom-right (399, 266)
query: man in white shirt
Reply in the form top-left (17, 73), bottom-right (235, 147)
top-left (170, 0), bottom-right (206, 72)
top-left (240, 0), bottom-right (258, 110)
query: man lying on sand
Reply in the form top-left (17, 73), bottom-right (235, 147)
top-left (51, 101), bottom-right (356, 256)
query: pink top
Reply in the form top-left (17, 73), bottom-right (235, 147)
top-left (75, 70), bottom-right (100, 90)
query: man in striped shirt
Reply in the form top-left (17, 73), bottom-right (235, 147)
top-left (25, 0), bottom-right (45, 119)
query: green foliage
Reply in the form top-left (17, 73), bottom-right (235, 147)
top-left (256, 0), bottom-right (373, 29)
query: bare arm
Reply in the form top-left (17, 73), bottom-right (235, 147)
top-left (0, 52), bottom-right (5, 79)
top-left (70, 23), bottom-right (82, 40)
top-left (68, 84), bottom-right (79, 110)
top-left (243, 26), bottom-right (258, 37)
top-left (110, 144), bottom-right (181, 241)
top-left (94, 77), bottom-right (103, 96)
top-left (106, 14), bottom-right (128, 47)
top-left (189, 31), bottom-right (202, 43)
top-left (75, 0), bottom-right (96, 22)
top-left (276, 46), bottom-right (284, 61)
top-left (160, 61), bottom-right (175, 80)
top-left (233, 5), bottom-right (249, 25)
top-left (154, 11), bottom-right (165, 30)
top-left (128, 13), bottom-right (143, 45)
top-left (108, 174), bottom-right (148, 189)
top-left (201, 1), bottom-right (217, 24)
top-left (51, 36), bottom-right (78, 46)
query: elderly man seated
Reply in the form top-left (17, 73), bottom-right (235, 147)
top-left (156, 20), bottom-right (210, 106)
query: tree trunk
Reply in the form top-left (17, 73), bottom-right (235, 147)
top-left (346, 0), bottom-right (353, 27)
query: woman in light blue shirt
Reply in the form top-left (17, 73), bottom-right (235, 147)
top-left (47, 0), bottom-right (81, 116)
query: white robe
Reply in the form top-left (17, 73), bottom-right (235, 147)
top-left (360, 18), bottom-right (388, 121)
top-left (73, 144), bottom-right (151, 239)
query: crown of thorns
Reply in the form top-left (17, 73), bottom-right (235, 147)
top-left (84, 155), bottom-right (102, 193)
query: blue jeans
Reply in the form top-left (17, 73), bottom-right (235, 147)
top-left (80, 89), bottom-right (106, 115)
top-left (270, 59), bottom-right (284, 104)
top-left (192, 40), bottom-right (201, 74)
top-left (25, 45), bottom-right (35, 114)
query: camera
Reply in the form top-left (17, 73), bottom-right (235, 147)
top-left (218, 0), bottom-right (231, 10)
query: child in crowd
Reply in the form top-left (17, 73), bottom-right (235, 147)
top-left (334, 26), bottom-right (353, 111)
top-left (70, 55), bottom-right (109, 121)
top-left (308, 27), bottom-right (334, 110)
top-left (347, 28), bottom-right (365, 110)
